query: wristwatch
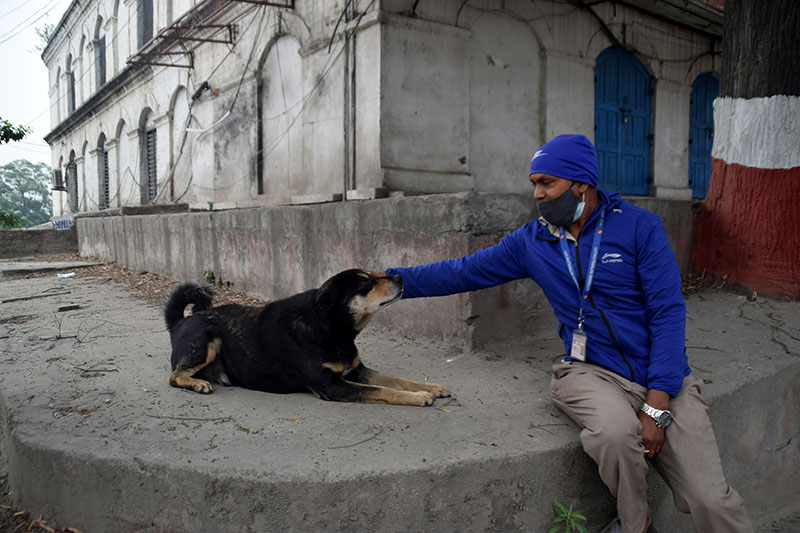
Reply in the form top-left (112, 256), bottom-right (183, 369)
top-left (640, 403), bottom-right (673, 428)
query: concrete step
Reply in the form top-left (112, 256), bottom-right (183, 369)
top-left (0, 274), bottom-right (798, 532)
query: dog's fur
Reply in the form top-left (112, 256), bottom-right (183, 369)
top-left (163, 269), bottom-right (450, 406)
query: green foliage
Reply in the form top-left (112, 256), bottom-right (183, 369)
top-left (0, 159), bottom-right (53, 228)
top-left (550, 500), bottom-right (588, 533)
top-left (202, 270), bottom-right (232, 288)
top-left (1, 118), bottom-right (31, 144)
top-left (0, 209), bottom-right (28, 229)
top-left (34, 22), bottom-right (55, 52)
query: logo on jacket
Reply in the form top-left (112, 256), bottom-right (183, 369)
top-left (531, 150), bottom-right (547, 162)
top-left (602, 252), bottom-right (623, 264)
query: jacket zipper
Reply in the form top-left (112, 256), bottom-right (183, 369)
top-left (573, 239), bottom-right (636, 382)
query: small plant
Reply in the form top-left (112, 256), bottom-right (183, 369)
top-left (202, 270), bottom-right (233, 288)
top-left (550, 500), bottom-right (587, 533)
top-left (207, 201), bottom-right (214, 211)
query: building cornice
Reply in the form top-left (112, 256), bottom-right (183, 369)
top-left (44, 64), bottom-right (151, 145)
top-left (41, 0), bottom-right (83, 63)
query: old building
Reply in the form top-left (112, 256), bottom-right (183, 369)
top-left (42, 0), bottom-right (723, 346)
top-left (43, 0), bottom-right (722, 216)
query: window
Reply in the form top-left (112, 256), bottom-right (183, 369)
top-left (97, 35), bottom-right (107, 87)
top-left (52, 169), bottom-right (65, 191)
top-left (138, 0), bottom-right (154, 47)
top-left (95, 17), bottom-right (106, 88)
top-left (66, 55), bottom-right (76, 114)
top-left (67, 153), bottom-right (79, 212)
top-left (55, 68), bottom-right (61, 123)
top-left (142, 127), bottom-right (157, 203)
top-left (98, 35), bottom-right (107, 85)
top-left (101, 150), bottom-right (110, 208)
top-left (98, 134), bottom-right (110, 208)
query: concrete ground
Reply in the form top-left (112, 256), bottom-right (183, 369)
top-left (0, 259), bottom-right (798, 532)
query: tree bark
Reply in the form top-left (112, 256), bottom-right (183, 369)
top-left (693, 0), bottom-right (800, 297)
top-left (719, 0), bottom-right (800, 99)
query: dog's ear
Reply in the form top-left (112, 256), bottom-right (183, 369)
top-left (317, 282), bottom-right (338, 310)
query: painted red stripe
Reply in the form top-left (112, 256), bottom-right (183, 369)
top-left (693, 158), bottom-right (800, 297)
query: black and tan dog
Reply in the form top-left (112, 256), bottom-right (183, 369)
top-left (163, 269), bottom-right (450, 406)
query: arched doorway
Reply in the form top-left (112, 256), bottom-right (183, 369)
top-left (594, 47), bottom-right (652, 195)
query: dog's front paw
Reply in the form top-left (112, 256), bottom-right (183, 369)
top-left (428, 383), bottom-right (451, 398)
top-left (193, 380), bottom-right (214, 394)
top-left (412, 391), bottom-right (435, 406)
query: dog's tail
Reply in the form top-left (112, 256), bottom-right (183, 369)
top-left (164, 283), bottom-right (215, 333)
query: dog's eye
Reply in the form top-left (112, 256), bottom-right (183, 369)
top-left (359, 280), bottom-right (375, 293)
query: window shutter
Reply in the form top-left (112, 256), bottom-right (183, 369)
top-left (68, 161), bottom-right (79, 212)
top-left (145, 129), bottom-right (157, 202)
top-left (68, 71), bottom-right (76, 113)
top-left (101, 150), bottom-right (110, 208)
top-left (98, 35), bottom-right (107, 86)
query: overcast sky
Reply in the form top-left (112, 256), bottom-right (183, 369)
top-left (0, 0), bottom-right (72, 168)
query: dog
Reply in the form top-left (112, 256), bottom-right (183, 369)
top-left (163, 269), bottom-right (450, 406)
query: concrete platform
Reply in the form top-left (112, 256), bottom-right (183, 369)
top-left (0, 272), bottom-right (798, 532)
top-left (0, 259), bottom-right (104, 277)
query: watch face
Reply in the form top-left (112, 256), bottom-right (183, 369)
top-left (658, 411), bottom-right (672, 427)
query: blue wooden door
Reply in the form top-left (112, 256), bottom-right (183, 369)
top-left (689, 73), bottom-right (719, 199)
top-left (594, 48), bottom-right (652, 195)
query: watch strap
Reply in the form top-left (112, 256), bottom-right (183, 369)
top-left (641, 403), bottom-right (671, 427)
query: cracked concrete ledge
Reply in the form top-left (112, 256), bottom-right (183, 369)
top-left (0, 275), bottom-right (798, 531)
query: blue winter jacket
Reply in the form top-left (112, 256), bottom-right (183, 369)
top-left (387, 191), bottom-right (690, 397)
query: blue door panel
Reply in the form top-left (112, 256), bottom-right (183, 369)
top-left (594, 48), bottom-right (651, 195)
top-left (689, 73), bottom-right (718, 198)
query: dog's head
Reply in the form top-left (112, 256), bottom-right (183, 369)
top-left (317, 269), bottom-right (403, 332)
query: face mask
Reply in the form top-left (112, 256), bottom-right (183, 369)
top-left (536, 183), bottom-right (585, 227)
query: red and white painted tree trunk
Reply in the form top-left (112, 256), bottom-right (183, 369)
top-left (693, 97), bottom-right (800, 296)
top-left (692, 0), bottom-right (800, 297)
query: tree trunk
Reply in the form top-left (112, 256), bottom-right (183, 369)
top-left (692, 0), bottom-right (800, 297)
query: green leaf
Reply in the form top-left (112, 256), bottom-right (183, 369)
top-left (571, 511), bottom-right (587, 521)
top-left (575, 523), bottom-right (588, 533)
top-left (553, 500), bottom-right (568, 514)
top-left (549, 526), bottom-right (563, 533)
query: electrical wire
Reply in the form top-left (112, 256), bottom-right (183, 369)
top-left (175, 34), bottom-right (349, 202)
top-left (154, 5), bottom-right (269, 204)
top-left (0, 0), bottom-right (47, 21)
top-left (0, 0), bottom-right (64, 45)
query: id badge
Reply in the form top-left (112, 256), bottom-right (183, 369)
top-left (571, 330), bottom-right (587, 362)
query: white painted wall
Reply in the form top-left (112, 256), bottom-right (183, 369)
top-left (468, 11), bottom-right (543, 193)
top-left (261, 36), bottom-right (304, 199)
top-left (380, 14), bottom-right (471, 193)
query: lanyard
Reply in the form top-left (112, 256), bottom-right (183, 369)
top-left (558, 209), bottom-right (605, 331)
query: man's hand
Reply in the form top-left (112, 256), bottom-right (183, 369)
top-left (639, 389), bottom-right (669, 459)
top-left (367, 270), bottom-right (387, 277)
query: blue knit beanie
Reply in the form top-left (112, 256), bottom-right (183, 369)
top-left (529, 134), bottom-right (598, 188)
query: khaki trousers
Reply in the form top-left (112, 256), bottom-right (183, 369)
top-left (550, 362), bottom-right (753, 533)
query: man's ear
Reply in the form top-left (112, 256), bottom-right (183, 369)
top-left (317, 282), bottom-right (338, 310)
top-left (575, 182), bottom-right (590, 195)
